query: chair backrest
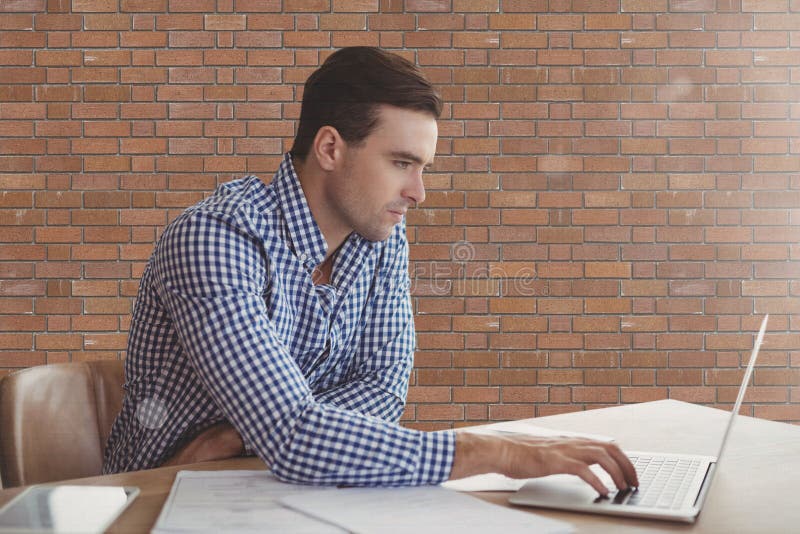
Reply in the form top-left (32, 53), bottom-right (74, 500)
top-left (0, 360), bottom-right (125, 488)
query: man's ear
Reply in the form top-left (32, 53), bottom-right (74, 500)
top-left (312, 126), bottom-right (344, 172)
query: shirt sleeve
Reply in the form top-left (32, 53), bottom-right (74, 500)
top-left (152, 208), bottom-right (454, 486)
top-left (315, 225), bottom-right (416, 423)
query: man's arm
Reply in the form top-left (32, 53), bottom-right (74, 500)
top-left (153, 209), bottom-right (453, 485)
top-left (312, 313), bottom-right (412, 422)
top-left (314, 242), bottom-right (415, 421)
top-left (161, 225), bottom-right (416, 466)
top-left (163, 417), bottom-right (638, 495)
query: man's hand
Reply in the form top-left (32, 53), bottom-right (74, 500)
top-left (162, 422), bottom-right (245, 467)
top-left (449, 431), bottom-right (639, 497)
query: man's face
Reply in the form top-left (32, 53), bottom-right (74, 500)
top-left (324, 105), bottom-right (438, 242)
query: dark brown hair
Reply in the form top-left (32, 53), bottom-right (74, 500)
top-left (290, 47), bottom-right (442, 161)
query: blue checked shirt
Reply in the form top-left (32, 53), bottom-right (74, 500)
top-left (103, 153), bottom-right (455, 485)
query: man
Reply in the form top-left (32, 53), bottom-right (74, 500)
top-left (104, 47), bottom-right (638, 496)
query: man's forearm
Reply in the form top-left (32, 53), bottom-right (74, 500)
top-left (162, 422), bottom-right (245, 467)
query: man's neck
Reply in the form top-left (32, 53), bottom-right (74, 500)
top-left (292, 155), bottom-right (350, 264)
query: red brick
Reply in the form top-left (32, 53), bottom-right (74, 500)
top-left (487, 404), bottom-right (536, 420)
top-left (121, 0), bottom-right (166, 11)
top-left (34, 50), bottom-right (80, 67)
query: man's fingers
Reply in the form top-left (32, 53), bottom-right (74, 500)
top-left (604, 444), bottom-right (639, 487)
top-left (568, 462), bottom-right (609, 497)
top-left (549, 439), bottom-right (638, 494)
top-left (582, 447), bottom-right (629, 491)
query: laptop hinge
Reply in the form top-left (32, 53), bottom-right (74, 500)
top-left (693, 462), bottom-right (716, 508)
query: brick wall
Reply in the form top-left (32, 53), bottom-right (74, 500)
top-left (1, 1), bottom-right (798, 427)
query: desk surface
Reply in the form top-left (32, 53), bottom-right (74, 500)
top-left (1, 399), bottom-right (797, 533)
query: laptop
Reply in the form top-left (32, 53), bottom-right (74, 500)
top-left (509, 315), bottom-right (769, 523)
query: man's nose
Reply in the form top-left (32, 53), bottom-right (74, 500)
top-left (405, 169), bottom-right (426, 207)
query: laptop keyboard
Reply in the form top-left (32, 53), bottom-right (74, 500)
top-left (621, 456), bottom-right (703, 509)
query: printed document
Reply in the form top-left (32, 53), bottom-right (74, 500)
top-left (151, 470), bottom-right (344, 533)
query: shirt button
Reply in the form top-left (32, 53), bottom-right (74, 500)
top-left (299, 253), bottom-right (307, 262)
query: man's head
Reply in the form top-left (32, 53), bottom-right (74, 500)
top-left (291, 48), bottom-right (441, 245)
top-left (290, 47), bottom-right (442, 162)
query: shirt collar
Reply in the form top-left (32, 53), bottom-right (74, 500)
top-left (272, 152), bottom-right (329, 270)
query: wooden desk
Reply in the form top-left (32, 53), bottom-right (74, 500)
top-left (0, 400), bottom-right (796, 533)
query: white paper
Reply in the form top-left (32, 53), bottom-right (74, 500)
top-left (442, 423), bottom-right (614, 492)
top-left (151, 470), bottom-right (345, 534)
top-left (442, 472), bottom-right (529, 492)
top-left (280, 485), bottom-right (573, 534)
top-left (466, 420), bottom-right (614, 442)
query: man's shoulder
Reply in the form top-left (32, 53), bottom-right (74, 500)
top-left (188, 175), bottom-right (275, 220)
top-left (160, 175), bottom-right (278, 246)
top-left (195, 175), bottom-right (273, 215)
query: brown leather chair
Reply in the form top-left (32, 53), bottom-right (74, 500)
top-left (0, 360), bottom-right (125, 488)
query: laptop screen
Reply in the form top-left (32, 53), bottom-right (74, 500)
top-left (714, 314), bottom-right (768, 463)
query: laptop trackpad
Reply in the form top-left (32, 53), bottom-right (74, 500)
top-left (511, 474), bottom-right (606, 508)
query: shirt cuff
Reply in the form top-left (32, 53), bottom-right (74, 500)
top-left (414, 429), bottom-right (457, 485)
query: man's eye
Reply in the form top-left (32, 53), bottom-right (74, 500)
top-left (394, 161), bottom-right (410, 170)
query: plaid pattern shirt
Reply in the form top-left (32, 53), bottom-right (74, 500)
top-left (103, 153), bottom-right (455, 485)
